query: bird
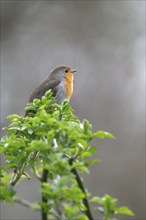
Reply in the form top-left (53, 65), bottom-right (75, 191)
top-left (25, 66), bottom-right (77, 116)
top-left (10, 66), bottom-right (77, 186)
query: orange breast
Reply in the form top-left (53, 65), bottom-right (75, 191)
top-left (64, 72), bottom-right (73, 99)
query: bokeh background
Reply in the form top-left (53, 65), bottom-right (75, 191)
top-left (1, 1), bottom-right (145, 220)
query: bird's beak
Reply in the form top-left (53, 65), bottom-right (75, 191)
top-left (72, 69), bottom-right (77, 73)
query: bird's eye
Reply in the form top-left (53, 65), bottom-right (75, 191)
top-left (65, 69), bottom-right (69, 73)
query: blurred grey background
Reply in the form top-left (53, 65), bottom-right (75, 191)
top-left (1, 1), bottom-right (145, 220)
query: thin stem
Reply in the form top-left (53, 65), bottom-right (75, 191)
top-left (14, 197), bottom-right (40, 210)
top-left (41, 169), bottom-right (48, 220)
top-left (10, 169), bottom-right (20, 186)
top-left (32, 166), bottom-right (42, 181)
top-left (10, 153), bottom-right (32, 186)
top-left (69, 159), bottom-right (94, 220)
top-left (41, 138), bottom-right (57, 220)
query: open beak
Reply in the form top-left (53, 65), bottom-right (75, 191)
top-left (72, 69), bottom-right (77, 73)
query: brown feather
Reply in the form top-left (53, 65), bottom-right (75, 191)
top-left (28, 79), bottom-right (60, 102)
top-left (25, 78), bottom-right (60, 116)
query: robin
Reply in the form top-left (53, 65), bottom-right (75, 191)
top-left (25, 66), bottom-right (77, 116)
top-left (10, 66), bottom-right (77, 186)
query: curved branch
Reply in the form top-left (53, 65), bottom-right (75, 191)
top-left (69, 159), bottom-right (94, 220)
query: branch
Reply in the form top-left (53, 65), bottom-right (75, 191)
top-left (10, 169), bottom-right (20, 186)
top-left (14, 197), bottom-right (40, 210)
top-left (69, 159), bottom-right (94, 220)
top-left (10, 153), bottom-right (32, 186)
top-left (41, 138), bottom-right (57, 220)
top-left (41, 169), bottom-right (48, 220)
top-left (32, 166), bottom-right (42, 181)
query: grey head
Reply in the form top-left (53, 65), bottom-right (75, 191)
top-left (49, 66), bottom-right (77, 80)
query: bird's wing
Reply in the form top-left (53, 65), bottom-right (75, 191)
top-left (28, 78), bottom-right (60, 102)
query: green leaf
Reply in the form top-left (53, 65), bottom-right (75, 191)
top-left (97, 206), bottom-right (104, 214)
top-left (7, 114), bottom-right (22, 120)
top-left (90, 196), bottom-right (102, 203)
top-left (0, 172), bottom-right (14, 186)
top-left (38, 201), bottom-right (53, 213)
top-left (116, 206), bottom-right (134, 216)
top-left (27, 140), bottom-right (51, 151)
top-left (77, 214), bottom-right (89, 220)
top-left (73, 162), bottom-right (89, 173)
top-left (30, 202), bottom-right (41, 211)
top-left (0, 185), bottom-right (16, 204)
top-left (28, 128), bottom-right (34, 135)
top-left (85, 159), bottom-right (100, 166)
top-left (93, 194), bottom-right (135, 218)
top-left (87, 146), bottom-right (97, 153)
top-left (64, 204), bottom-right (78, 218)
top-left (77, 139), bottom-right (88, 150)
top-left (93, 130), bottom-right (115, 139)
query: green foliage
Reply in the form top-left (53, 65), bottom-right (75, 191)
top-left (0, 90), bottom-right (134, 220)
top-left (0, 185), bottom-right (16, 204)
top-left (91, 194), bottom-right (134, 220)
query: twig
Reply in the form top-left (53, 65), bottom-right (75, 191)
top-left (23, 171), bottom-right (31, 180)
top-left (10, 169), bottom-right (20, 186)
top-left (14, 197), bottom-right (40, 210)
top-left (69, 159), bottom-right (94, 220)
top-left (41, 138), bottom-right (58, 220)
top-left (10, 153), bottom-right (32, 186)
top-left (41, 169), bottom-right (48, 220)
top-left (32, 166), bottom-right (42, 181)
